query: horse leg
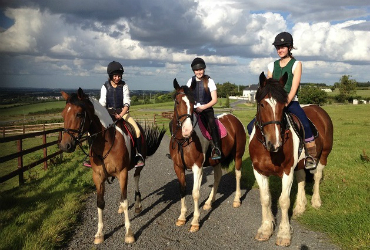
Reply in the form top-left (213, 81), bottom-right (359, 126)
top-left (253, 168), bottom-right (274, 242)
top-left (190, 165), bottom-right (203, 232)
top-left (174, 164), bottom-right (187, 227)
top-left (311, 162), bottom-right (325, 208)
top-left (233, 155), bottom-right (243, 208)
top-left (133, 167), bottom-right (143, 214)
top-left (118, 168), bottom-right (135, 244)
top-left (276, 171), bottom-right (295, 247)
top-left (293, 169), bottom-right (307, 217)
top-left (203, 164), bottom-right (222, 211)
top-left (93, 175), bottom-right (105, 244)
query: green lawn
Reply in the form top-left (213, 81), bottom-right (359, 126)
top-left (0, 102), bottom-right (369, 249)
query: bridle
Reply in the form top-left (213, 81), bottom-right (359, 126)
top-left (255, 100), bottom-right (286, 148)
top-left (171, 91), bottom-right (196, 145)
top-left (63, 111), bottom-right (90, 144)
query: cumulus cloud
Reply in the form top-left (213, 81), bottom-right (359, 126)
top-left (0, 0), bottom-right (369, 89)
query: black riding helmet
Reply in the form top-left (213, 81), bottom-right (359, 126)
top-left (272, 32), bottom-right (293, 47)
top-left (191, 57), bottom-right (206, 70)
top-left (107, 61), bottom-right (124, 75)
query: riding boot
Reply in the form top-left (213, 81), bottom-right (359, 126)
top-left (135, 137), bottom-right (145, 167)
top-left (305, 141), bottom-right (317, 171)
top-left (210, 127), bottom-right (221, 160)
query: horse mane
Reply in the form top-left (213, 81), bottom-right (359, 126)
top-left (66, 93), bottom-right (114, 128)
top-left (256, 79), bottom-right (288, 104)
top-left (172, 85), bottom-right (195, 104)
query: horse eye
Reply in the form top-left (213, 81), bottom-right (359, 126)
top-left (76, 113), bottom-right (84, 118)
top-left (260, 103), bottom-right (264, 108)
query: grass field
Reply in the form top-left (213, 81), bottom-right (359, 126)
top-left (0, 101), bottom-right (369, 249)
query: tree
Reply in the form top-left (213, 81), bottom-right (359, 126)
top-left (299, 86), bottom-right (328, 105)
top-left (337, 75), bottom-right (357, 101)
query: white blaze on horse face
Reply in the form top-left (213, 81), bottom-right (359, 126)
top-left (181, 96), bottom-right (193, 138)
top-left (265, 97), bottom-right (281, 149)
top-left (67, 107), bottom-right (71, 113)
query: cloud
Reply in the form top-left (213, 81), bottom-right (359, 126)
top-left (0, 0), bottom-right (369, 89)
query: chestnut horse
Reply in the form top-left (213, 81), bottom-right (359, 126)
top-left (249, 72), bottom-right (333, 246)
top-left (59, 88), bottom-right (165, 245)
top-left (170, 79), bottom-right (246, 232)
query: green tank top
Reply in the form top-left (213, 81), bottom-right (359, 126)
top-left (272, 58), bottom-right (297, 94)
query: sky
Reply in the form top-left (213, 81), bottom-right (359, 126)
top-left (0, 0), bottom-right (369, 91)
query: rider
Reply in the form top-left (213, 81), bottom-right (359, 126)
top-left (247, 32), bottom-right (317, 170)
top-left (187, 57), bottom-right (221, 160)
top-left (99, 61), bottom-right (145, 167)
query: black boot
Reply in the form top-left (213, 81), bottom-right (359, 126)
top-left (135, 137), bottom-right (145, 167)
top-left (210, 127), bottom-right (221, 160)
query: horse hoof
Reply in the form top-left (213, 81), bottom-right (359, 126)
top-left (189, 225), bottom-right (199, 232)
top-left (203, 204), bottom-right (212, 210)
top-left (276, 237), bottom-right (291, 247)
top-left (135, 207), bottom-right (142, 214)
top-left (118, 207), bottom-right (124, 214)
top-left (125, 235), bottom-right (135, 244)
top-left (176, 219), bottom-right (186, 226)
top-left (255, 232), bottom-right (270, 242)
top-left (232, 201), bottom-right (241, 208)
top-left (94, 236), bottom-right (104, 244)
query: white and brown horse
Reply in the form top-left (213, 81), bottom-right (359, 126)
top-left (59, 88), bottom-right (165, 244)
top-left (249, 72), bottom-right (333, 246)
top-left (170, 79), bottom-right (247, 232)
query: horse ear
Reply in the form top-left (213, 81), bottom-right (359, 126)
top-left (279, 72), bottom-right (288, 87)
top-left (61, 91), bottom-right (69, 100)
top-left (77, 87), bottom-right (85, 100)
top-left (259, 72), bottom-right (267, 87)
top-left (173, 78), bottom-right (180, 90)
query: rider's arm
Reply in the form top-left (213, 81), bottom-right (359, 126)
top-left (287, 61), bottom-right (302, 105)
top-left (99, 85), bottom-right (107, 107)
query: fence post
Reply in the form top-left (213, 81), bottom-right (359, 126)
top-left (17, 139), bottom-right (24, 185)
top-left (154, 114), bottom-right (156, 125)
top-left (59, 130), bottom-right (63, 161)
top-left (2, 127), bottom-right (4, 138)
top-left (43, 124), bottom-right (48, 170)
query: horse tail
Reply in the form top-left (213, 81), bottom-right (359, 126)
top-left (142, 124), bottom-right (166, 157)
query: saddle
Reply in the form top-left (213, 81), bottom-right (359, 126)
top-left (197, 113), bottom-right (227, 140)
top-left (285, 112), bottom-right (319, 156)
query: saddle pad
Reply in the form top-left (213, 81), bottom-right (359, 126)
top-left (197, 115), bottom-right (227, 140)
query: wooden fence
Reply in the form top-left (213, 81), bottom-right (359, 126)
top-left (0, 128), bottom-right (64, 186)
top-left (0, 113), bottom-right (172, 187)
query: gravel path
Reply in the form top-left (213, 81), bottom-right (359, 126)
top-left (64, 134), bottom-right (341, 250)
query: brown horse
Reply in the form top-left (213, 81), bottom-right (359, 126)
top-left (59, 88), bottom-right (165, 245)
top-left (170, 79), bottom-right (246, 232)
top-left (249, 72), bottom-right (333, 246)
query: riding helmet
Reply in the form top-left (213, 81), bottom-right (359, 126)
top-left (107, 61), bottom-right (124, 75)
top-left (191, 57), bottom-right (206, 70)
top-left (272, 32), bottom-right (293, 47)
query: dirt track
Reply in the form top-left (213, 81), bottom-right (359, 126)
top-left (64, 134), bottom-right (341, 250)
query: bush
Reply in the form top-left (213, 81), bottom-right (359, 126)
top-left (299, 86), bottom-right (328, 105)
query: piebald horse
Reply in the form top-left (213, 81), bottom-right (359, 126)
top-left (59, 88), bottom-right (165, 244)
top-left (249, 72), bottom-right (333, 246)
top-left (170, 79), bottom-right (247, 232)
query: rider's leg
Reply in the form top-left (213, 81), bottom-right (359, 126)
top-left (123, 113), bottom-right (145, 167)
top-left (247, 117), bottom-right (256, 135)
top-left (202, 108), bottom-right (221, 160)
top-left (287, 102), bottom-right (317, 169)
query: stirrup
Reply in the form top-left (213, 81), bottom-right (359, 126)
top-left (211, 147), bottom-right (221, 160)
top-left (135, 153), bottom-right (145, 168)
top-left (304, 155), bottom-right (317, 170)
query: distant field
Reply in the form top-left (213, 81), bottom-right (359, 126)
top-left (328, 88), bottom-right (370, 98)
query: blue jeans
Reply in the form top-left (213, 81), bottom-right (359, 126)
top-left (247, 101), bottom-right (314, 142)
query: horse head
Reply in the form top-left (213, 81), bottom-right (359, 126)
top-left (59, 88), bottom-right (94, 152)
top-left (172, 78), bottom-right (196, 138)
top-left (255, 72), bottom-right (288, 152)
